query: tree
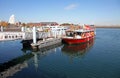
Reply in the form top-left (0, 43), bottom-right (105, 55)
top-left (27, 23), bottom-right (34, 27)
top-left (0, 21), bottom-right (8, 27)
top-left (0, 21), bottom-right (8, 31)
top-left (60, 23), bottom-right (71, 26)
top-left (22, 23), bottom-right (26, 27)
top-left (69, 24), bottom-right (75, 31)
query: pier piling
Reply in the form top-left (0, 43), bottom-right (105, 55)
top-left (33, 26), bottom-right (37, 44)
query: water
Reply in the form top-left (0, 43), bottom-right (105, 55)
top-left (0, 28), bottom-right (120, 78)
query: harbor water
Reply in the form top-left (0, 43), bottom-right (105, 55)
top-left (0, 28), bottom-right (120, 78)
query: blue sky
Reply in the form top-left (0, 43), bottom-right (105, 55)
top-left (0, 0), bottom-right (120, 25)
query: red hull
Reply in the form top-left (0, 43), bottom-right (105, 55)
top-left (62, 39), bottom-right (94, 53)
top-left (62, 36), bottom-right (94, 44)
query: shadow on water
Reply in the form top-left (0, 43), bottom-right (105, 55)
top-left (0, 42), bottom-right (67, 78)
top-left (61, 39), bottom-right (95, 59)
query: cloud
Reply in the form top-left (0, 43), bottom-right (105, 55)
top-left (64, 4), bottom-right (78, 10)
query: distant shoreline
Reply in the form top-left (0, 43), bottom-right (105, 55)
top-left (95, 26), bottom-right (120, 28)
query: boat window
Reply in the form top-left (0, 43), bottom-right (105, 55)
top-left (66, 32), bottom-right (74, 37)
top-left (73, 32), bottom-right (82, 35)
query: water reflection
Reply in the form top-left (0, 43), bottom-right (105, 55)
top-left (31, 43), bottom-right (62, 70)
top-left (0, 53), bottom-right (33, 78)
top-left (61, 39), bottom-right (95, 60)
top-left (0, 43), bottom-right (63, 78)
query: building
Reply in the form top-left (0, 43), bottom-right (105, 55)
top-left (8, 15), bottom-right (15, 24)
top-left (27, 22), bottom-right (58, 26)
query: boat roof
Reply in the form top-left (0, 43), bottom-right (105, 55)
top-left (75, 29), bottom-right (94, 32)
top-left (67, 29), bottom-right (94, 32)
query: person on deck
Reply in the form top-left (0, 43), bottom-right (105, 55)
top-left (76, 35), bottom-right (81, 38)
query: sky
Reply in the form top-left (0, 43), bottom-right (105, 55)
top-left (0, 0), bottom-right (120, 25)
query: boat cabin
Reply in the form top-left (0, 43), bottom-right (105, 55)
top-left (65, 29), bottom-right (95, 39)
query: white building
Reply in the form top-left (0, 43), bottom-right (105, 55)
top-left (8, 14), bottom-right (15, 24)
top-left (42, 25), bottom-right (68, 38)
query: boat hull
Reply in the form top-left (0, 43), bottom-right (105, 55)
top-left (62, 39), bottom-right (94, 53)
top-left (62, 36), bottom-right (94, 44)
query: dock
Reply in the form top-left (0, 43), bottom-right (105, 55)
top-left (31, 38), bottom-right (62, 50)
top-left (0, 26), bottom-right (65, 50)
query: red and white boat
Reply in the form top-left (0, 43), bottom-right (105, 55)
top-left (62, 24), bottom-right (95, 44)
top-left (62, 39), bottom-right (94, 54)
